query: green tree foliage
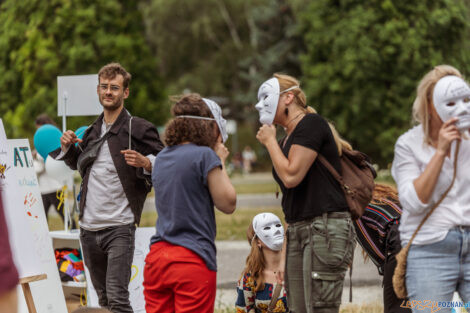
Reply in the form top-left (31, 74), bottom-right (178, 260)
top-left (141, 0), bottom-right (304, 121)
top-left (0, 0), bottom-right (167, 139)
top-left (300, 0), bottom-right (470, 166)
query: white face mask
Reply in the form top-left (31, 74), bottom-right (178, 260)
top-left (252, 213), bottom-right (284, 251)
top-left (203, 98), bottom-right (228, 143)
top-left (433, 75), bottom-right (470, 131)
top-left (255, 78), bottom-right (299, 125)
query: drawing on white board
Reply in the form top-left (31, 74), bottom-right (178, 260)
top-left (0, 163), bottom-right (10, 179)
top-left (0, 162), bottom-right (11, 191)
top-left (129, 255), bottom-right (146, 310)
top-left (23, 191), bottom-right (51, 262)
top-left (24, 192), bottom-right (39, 218)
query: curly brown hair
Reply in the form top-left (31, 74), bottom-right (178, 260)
top-left (164, 93), bottom-right (219, 147)
top-left (98, 62), bottom-right (132, 89)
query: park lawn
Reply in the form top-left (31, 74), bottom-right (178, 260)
top-left (49, 206), bottom-right (285, 241)
top-left (234, 182), bottom-right (278, 194)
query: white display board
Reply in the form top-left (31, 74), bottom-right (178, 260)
top-left (0, 119), bottom-right (67, 313)
top-left (85, 227), bottom-right (155, 312)
top-left (57, 74), bottom-right (103, 116)
top-left (0, 121), bottom-right (39, 279)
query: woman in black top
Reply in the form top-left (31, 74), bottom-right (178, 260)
top-left (255, 73), bottom-right (356, 313)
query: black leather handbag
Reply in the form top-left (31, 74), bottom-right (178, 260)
top-left (76, 132), bottom-right (110, 177)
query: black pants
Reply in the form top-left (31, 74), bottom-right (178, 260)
top-left (383, 254), bottom-right (411, 313)
top-left (42, 191), bottom-right (77, 229)
top-left (80, 224), bottom-right (136, 313)
top-left (384, 223), bottom-right (411, 313)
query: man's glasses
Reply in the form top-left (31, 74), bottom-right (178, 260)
top-left (99, 84), bottom-right (121, 92)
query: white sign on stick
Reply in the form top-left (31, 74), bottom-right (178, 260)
top-left (57, 74), bottom-right (103, 116)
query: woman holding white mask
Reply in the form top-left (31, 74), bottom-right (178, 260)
top-left (254, 74), bottom-right (355, 313)
top-left (391, 65), bottom-right (470, 312)
top-left (236, 213), bottom-right (288, 313)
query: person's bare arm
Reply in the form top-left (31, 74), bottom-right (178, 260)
top-left (413, 118), bottom-right (461, 203)
top-left (208, 142), bottom-right (236, 214)
top-left (257, 125), bottom-right (317, 188)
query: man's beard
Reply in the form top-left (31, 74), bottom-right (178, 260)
top-left (99, 94), bottom-right (123, 111)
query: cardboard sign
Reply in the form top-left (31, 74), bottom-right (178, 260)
top-left (57, 74), bottom-right (103, 117)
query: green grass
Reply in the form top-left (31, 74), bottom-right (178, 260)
top-left (47, 206), bottom-right (285, 241)
top-left (215, 207), bottom-right (284, 240)
top-left (234, 182), bottom-right (278, 194)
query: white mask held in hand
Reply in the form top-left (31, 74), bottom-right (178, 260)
top-left (433, 75), bottom-right (470, 131)
top-left (252, 213), bottom-right (284, 251)
top-left (255, 78), bottom-right (299, 125)
top-left (203, 98), bottom-right (228, 143)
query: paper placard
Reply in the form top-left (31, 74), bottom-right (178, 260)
top-left (57, 74), bottom-right (103, 116)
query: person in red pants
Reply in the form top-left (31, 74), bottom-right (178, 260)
top-left (143, 94), bottom-right (237, 313)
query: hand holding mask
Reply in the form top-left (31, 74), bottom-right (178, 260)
top-left (255, 78), bottom-right (299, 125)
top-left (433, 75), bottom-right (470, 132)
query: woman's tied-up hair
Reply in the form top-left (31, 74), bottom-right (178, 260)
top-left (274, 73), bottom-right (352, 155)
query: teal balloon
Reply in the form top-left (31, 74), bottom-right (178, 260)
top-left (33, 125), bottom-right (62, 160)
top-left (75, 126), bottom-right (88, 144)
top-left (75, 126), bottom-right (88, 146)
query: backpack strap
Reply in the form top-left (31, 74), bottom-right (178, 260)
top-left (267, 283), bottom-right (282, 313)
top-left (317, 153), bottom-right (354, 302)
top-left (317, 154), bottom-right (344, 186)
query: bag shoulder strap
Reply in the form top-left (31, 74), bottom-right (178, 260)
top-left (317, 153), bottom-right (344, 185)
top-left (405, 141), bottom-right (461, 250)
top-left (267, 283), bottom-right (283, 312)
top-left (129, 116), bottom-right (134, 150)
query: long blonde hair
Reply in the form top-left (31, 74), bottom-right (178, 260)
top-left (412, 65), bottom-right (463, 146)
top-left (241, 222), bottom-right (266, 292)
top-left (371, 183), bottom-right (398, 205)
top-left (274, 73), bottom-right (352, 155)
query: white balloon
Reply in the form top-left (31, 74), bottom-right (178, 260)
top-left (45, 156), bottom-right (74, 186)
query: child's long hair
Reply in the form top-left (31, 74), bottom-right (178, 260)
top-left (361, 183), bottom-right (399, 262)
top-left (241, 222), bottom-right (266, 292)
top-left (371, 183), bottom-right (398, 205)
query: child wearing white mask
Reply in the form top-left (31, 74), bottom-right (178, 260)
top-left (236, 213), bottom-right (288, 313)
top-left (392, 65), bottom-right (470, 311)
